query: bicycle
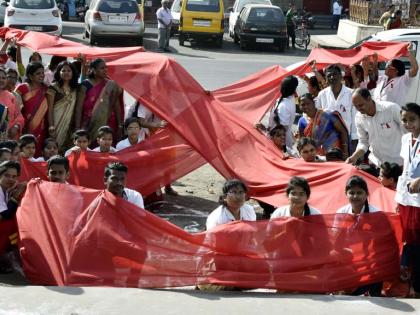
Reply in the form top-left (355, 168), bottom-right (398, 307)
top-left (294, 17), bottom-right (310, 51)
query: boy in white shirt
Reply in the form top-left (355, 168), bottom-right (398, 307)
top-left (92, 126), bottom-right (116, 153)
top-left (116, 117), bottom-right (143, 151)
top-left (18, 134), bottom-right (37, 162)
top-left (64, 129), bottom-right (91, 157)
top-left (47, 155), bottom-right (70, 184)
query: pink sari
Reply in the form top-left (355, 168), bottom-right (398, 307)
top-left (16, 83), bottom-right (48, 155)
top-left (81, 79), bottom-right (120, 141)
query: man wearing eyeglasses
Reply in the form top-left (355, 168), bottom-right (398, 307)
top-left (373, 43), bottom-right (418, 108)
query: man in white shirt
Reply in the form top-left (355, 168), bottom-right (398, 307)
top-left (104, 162), bottom-right (144, 209)
top-left (373, 43), bottom-right (419, 107)
top-left (346, 88), bottom-right (404, 168)
top-left (316, 64), bottom-right (358, 149)
top-left (156, 0), bottom-right (173, 52)
top-left (331, 0), bottom-right (342, 30)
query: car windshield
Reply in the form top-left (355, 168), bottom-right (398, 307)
top-left (11, 0), bottom-right (55, 9)
top-left (348, 35), bottom-right (373, 49)
top-left (98, 0), bottom-right (137, 13)
top-left (186, 0), bottom-right (219, 12)
top-left (171, 0), bottom-right (181, 12)
top-left (238, 0), bottom-right (270, 12)
top-left (247, 7), bottom-right (283, 22)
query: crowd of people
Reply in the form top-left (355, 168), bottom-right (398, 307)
top-left (0, 36), bottom-right (418, 297)
top-left (208, 48), bottom-right (420, 297)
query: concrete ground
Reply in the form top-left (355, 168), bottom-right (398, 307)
top-left (0, 286), bottom-right (419, 315)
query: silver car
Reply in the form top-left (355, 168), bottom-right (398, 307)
top-left (84, 0), bottom-right (144, 45)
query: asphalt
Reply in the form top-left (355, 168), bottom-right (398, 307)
top-left (0, 286), bottom-right (419, 314)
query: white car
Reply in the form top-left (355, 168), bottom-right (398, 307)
top-left (4, 0), bottom-right (62, 36)
top-left (170, 0), bottom-right (180, 36)
top-left (228, 0), bottom-right (271, 38)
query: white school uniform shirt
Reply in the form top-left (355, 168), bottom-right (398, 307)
top-left (156, 7), bottom-right (172, 28)
top-left (0, 186), bottom-right (9, 214)
top-left (206, 204), bottom-right (256, 230)
top-left (137, 103), bottom-right (161, 141)
top-left (123, 188), bottom-right (144, 209)
top-left (270, 205), bottom-right (321, 218)
top-left (355, 100), bottom-right (404, 167)
top-left (373, 73), bottom-right (411, 108)
top-left (268, 96), bottom-right (295, 148)
top-left (396, 133), bottom-right (420, 207)
top-left (30, 157), bottom-right (45, 162)
top-left (315, 85), bottom-right (358, 140)
top-left (116, 138), bottom-right (143, 151)
top-left (336, 204), bottom-right (380, 214)
top-left (92, 146), bottom-right (117, 153)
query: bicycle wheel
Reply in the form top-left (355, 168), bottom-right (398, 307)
top-left (295, 27), bottom-right (304, 47)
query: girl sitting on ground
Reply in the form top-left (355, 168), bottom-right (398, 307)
top-left (296, 137), bottom-right (324, 162)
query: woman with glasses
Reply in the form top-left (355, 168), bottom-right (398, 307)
top-left (0, 68), bottom-right (23, 140)
top-left (206, 179), bottom-right (256, 230)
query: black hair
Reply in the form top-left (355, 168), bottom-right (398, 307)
top-left (71, 60), bottom-right (82, 77)
top-left (308, 76), bottom-right (321, 94)
top-left (325, 64), bottom-right (342, 76)
top-left (326, 148), bottom-right (344, 161)
top-left (28, 52), bottom-right (42, 63)
top-left (345, 175), bottom-right (369, 213)
top-left (72, 129), bottom-right (90, 141)
top-left (124, 117), bottom-right (141, 130)
top-left (0, 160), bottom-right (20, 177)
top-left (218, 178), bottom-right (248, 206)
top-left (395, 9), bottom-right (402, 16)
top-left (296, 137), bottom-right (317, 153)
top-left (401, 102), bottom-right (420, 118)
top-left (53, 61), bottom-right (79, 89)
top-left (87, 58), bottom-right (106, 79)
top-left (25, 62), bottom-right (44, 84)
top-left (6, 46), bottom-right (17, 61)
top-left (0, 147), bottom-right (11, 159)
top-left (0, 140), bottom-right (18, 152)
top-left (97, 126), bottom-right (114, 138)
top-left (48, 55), bottom-right (67, 71)
top-left (380, 162), bottom-right (402, 182)
top-left (18, 134), bottom-right (37, 149)
top-left (269, 124), bottom-right (287, 137)
top-left (299, 92), bottom-right (315, 103)
top-left (273, 75), bottom-right (298, 126)
top-left (104, 161), bottom-right (128, 179)
top-left (353, 87), bottom-right (371, 99)
top-left (286, 176), bottom-right (311, 215)
top-left (390, 59), bottom-right (405, 77)
top-left (42, 138), bottom-right (58, 150)
top-left (47, 155), bottom-right (69, 172)
top-left (358, 164), bottom-right (379, 177)
top-left (6, 68), bottom-right (18, 78)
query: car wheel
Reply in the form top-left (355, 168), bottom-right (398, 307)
top-left (179, 32), bottom-right (185, 46)
top-left (83, 29), bottom-right (88, 39)
top-left (239, 36), bottom-right (246, 50)
top-left (136, 36), bottom-right (143, 46)
top-left (216, 35), bottom-right (223, 48)
top-left (233, 32), bottom-right (239, 44)
top-left (278, 40), bottom-right (287, 52)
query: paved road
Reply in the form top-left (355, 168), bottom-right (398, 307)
top-left (61, 21), bottom-right (333, 89)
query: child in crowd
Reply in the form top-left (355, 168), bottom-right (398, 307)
top-left (116, 117), bottom-right (142, 151)
top-left (32, 138), bottom-right (58, 162)
top-left (206, 179), bottom-right (256, 230)
top-left (269, 125), bottom-right (298, 158)
top-left (296, 137), bottom-right (324, 162)
top-left (0, 161), bottom-right (26, 220)
top-left (64, 129), bottom-right (91, 157)
top-left (0, 148), bottom-right (11, 162)
top-left (0, 140), bottom-right (20, 161)
top-left (396, 102), bottom-right (420, 298)
top-left (92, 126), bottom-right (116, 153)
top-left (379, 162), bottom-right (402, 190)
top-left (47, 155), bottom-right (70, 183)
top-left (271, 176), bottom-right (320, 218)
top-left (18, 134), bottom-right (37, 161)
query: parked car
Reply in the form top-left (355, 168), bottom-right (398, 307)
top-left (178, 0), bottom-right (224, 47)
top-left (170, 0), bottom-right (180, 36)
top-left (234, 4), bottom-right (287, 51)
top-left (3, 0), bottom-right (62, 36)
top-left (227, 0), bottom-right (271, 38)
top-left (0, 0), bottom-right (7, 25)
top-left (84, 0), bottom-right (145, 45)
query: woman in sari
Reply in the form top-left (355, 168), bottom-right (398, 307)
top-left (15, 62), bottom-right (48, 155)
top-left (297, 93), bottom-right (349, 159)
top-left (46, 61), bottom-right (79, 153)
top-left (75, 58), bottom-right (123, 144)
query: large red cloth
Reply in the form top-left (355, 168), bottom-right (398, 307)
top-left (18, 180), bottom-right (402, 291)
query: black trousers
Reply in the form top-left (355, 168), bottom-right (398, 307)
top-left (287, 24), bottom-right (295, 47)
